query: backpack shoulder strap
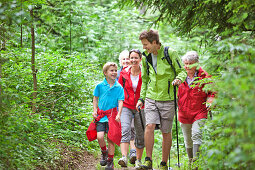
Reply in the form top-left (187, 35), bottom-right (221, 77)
top-left (142, 52), bottom-right (150, 76)
top-left (164, 46), bottom-right (172, 65)
top-left (164, 46), bottom-right (176, 78)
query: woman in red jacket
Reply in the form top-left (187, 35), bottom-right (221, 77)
top-left (118, 49), bottom-right (145, 169)
top-left (177, 51), bottom-right (215, 163)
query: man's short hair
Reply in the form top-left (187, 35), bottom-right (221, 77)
top-left (139, 29), bottom-right (160, 44)
top-left (103, 62), bottom-right (118, 74)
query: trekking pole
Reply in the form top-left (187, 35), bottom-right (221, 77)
top-left (137, 106), bottom-right (144, 131)
top-left (174, 85), bottom-right (182, 168)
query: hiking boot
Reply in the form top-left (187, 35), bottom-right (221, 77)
top-left (105, 158), bottom-right (114, 170)
top-left (159, 161), bottom-right (168, 170)
top-left (118, 156), bottom-right (128, 167)
top-left (135, 159), bottom-right (142, 170)
top-left (100, 149), bottom-right (108, 166)
top-left (140, 157), bottom-right (152, 169)
top-left (129, 149), bottom-right (137, 164)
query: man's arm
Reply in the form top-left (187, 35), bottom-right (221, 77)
top-left (169, 49), bottom-right (187, 85)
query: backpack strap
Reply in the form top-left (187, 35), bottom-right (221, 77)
top-left (163, 46), bottom-right (177, 78)
top-left (142, 52), bottom-right (151, 76)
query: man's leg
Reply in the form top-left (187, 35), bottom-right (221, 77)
top-left (142, 98), bottom-right (160, 169)
top-left (162, 132), bottom-right (172, 163)
top-left (157, 100), bottom-right (175, 168)
top-left (144, 123), bottom-right (156, 159)
top-left (140, 123), bottom-right (155, 169)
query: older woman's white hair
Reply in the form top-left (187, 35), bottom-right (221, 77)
top-left (182, 51), bottom-right (199, 63)
top-left (118, 50), bottom-right (129, 66)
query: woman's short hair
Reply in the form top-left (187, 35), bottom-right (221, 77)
top-left (103, 62), bottom-right (117, 74)
top-left (129, 49), bottom-right (142, 59)
top-left (182, 51), bottom-right (199, 63)
top-left (139, 29), bottom-right (161, 45)
top-left (118, 50), bottom-right (129, 66)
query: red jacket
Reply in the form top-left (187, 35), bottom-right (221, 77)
top-left (86, 108), bottom-right (122, 146)
top-left (177, 67), bottom-right (215, 124)
top-left (118, 66), bottom-right (143, 110)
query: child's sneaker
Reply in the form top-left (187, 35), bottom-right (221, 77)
top-left (135, 159), bottom-right (142, 170)
top-left (159, 161), bottom-right (168, 170)
top-left (141, 157), bottom-right (152, 169)
top-left (118, 156), bottom-right (128, 167)
top-left (105, 158), bottom-right (114, 170)
top-left (100, 149), bottom-right (108, 166)
top-left (129, 149), bottom-right (137, 164)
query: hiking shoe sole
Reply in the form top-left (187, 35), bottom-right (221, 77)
top-left (140, 165), bottom-right (152, 170)
top-left (118, 159), bottom-right (127, 167)
top-left (100, 160), bottom-right (107, 166)
top-left (130, 156), bottom-right (137, 164)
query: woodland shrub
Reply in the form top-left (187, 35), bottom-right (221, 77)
top-left (200, 33), bottom-right (255, 169)
top-left (0, 49), bottom-right (102, 169)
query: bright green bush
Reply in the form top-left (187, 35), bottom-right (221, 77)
top-left (201, 33), bottom-right (255, 169)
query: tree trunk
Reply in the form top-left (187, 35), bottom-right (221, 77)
top-left (30, 8), bottom-right (37, 113)
top-left (20, 0), bottom-right (23, 47)
top-left (0, 60), bottom-right (2, 110)
top-left (0, 23), bottom-right (6, 50)
top-left (69, 6), bottom-right (72, 55)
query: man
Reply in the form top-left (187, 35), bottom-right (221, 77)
top-left (136, 30), bottom-right (186, 170)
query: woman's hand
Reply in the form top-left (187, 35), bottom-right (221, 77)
top-left (136, 100), bottom-right (143, 111)
top-left (115, 113), bottom-right (121, 122)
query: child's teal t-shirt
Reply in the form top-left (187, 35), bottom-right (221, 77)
top-left (93, 78), bottom-right (124, 122)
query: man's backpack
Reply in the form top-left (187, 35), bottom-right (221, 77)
top-left (143, 46), bottom-right (181, 78)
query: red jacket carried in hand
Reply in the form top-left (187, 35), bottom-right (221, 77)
top-left (177, 67), bottom-right (215, 124)
top-left (118, 66), bottom-right (143, 110)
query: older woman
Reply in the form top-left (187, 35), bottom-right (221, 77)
top-left (177, 51), bottom-right (215, 163)
top-left (117, 50), bottom-right (130, 80)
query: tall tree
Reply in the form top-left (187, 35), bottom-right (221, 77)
top-left (20, 0), bottom-right (23, 47)
top-left (30, 7), bottom-right (37, 113)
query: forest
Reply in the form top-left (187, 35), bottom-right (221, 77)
top-left (0, 0), bottom-right (254, 169)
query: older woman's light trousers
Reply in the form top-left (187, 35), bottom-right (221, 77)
top-left (180, 119), bottom-right (206, 149)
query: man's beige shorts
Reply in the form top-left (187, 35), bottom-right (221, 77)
top-left (144, 98), bottom-right (175, 133)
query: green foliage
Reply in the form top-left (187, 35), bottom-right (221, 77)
top-left (1, 0), bottom-right (255, 169)
top-left (0, 0), bottom-right (151, 169)
top-left (200, 33), bottom-right (255, 169)
top-left (119, 0), bottom-right (255, 35)
top-left (0, 48), bottom-right (102, 169)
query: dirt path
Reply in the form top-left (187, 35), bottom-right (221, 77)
top-left (55, 148), bottom-right (138, 170)
top-left (38, 143), bottom-right (139, 170)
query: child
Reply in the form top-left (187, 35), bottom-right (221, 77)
top-left (87, 62), bottom-right (124, 170)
